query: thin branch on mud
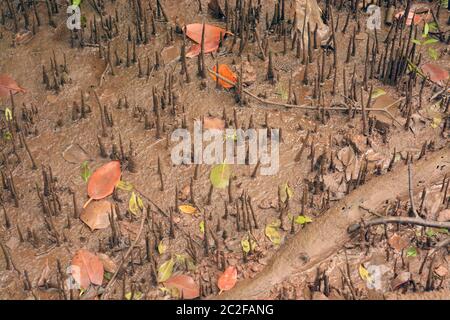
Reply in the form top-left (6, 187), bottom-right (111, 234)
top-left (349, 216), bottom-right (450, 232)
top-left (408, 157), bottom-right (417, 217)
top-left (207, 68), bottom-right (402, 125)
top-left (101, 208), bottom-right (147, 300)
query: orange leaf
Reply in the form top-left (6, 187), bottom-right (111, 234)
top-left (209, 64), bottom-right (237, 89)
top-left (164, 274), bottom-right (200, 299)
top-left (0, 74), bottom-right (26, 97)
top-left (85, 161), bottom-right (121, 206)
top-left (71, 249), bottom-right (104, 289)
top-left (217, 266), bottom-right (237, 292)
top-left (80, 200), bottom-right (115, 231)
top-left (185, 23), bottom-right (229, 44)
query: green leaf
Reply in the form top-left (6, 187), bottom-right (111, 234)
top-left (3, 131), bottom-right (12, 141)
top-left (80, 161), bottom-right (91, 183)
top-left (425, 228), bottom-right (436, 238)
top-left (158, 258), bottom-right (175, 282)
top-left (104, 272), bottom-right (112, 280)
top-left (423, 38), bottom-right (439, 46)
top-left (199, 220), bottom-right (205, 234)
top-left (279, 183), bottom-right (293, 203)
top-left (423, 23), bottom-right (430, 37)
top-left (210, 164), bottom-right (231, 189)
top-left (406, 247), bottom-right (418, 258)
top-left (411, 39), bottom-right (422, 46)
top-left (129, 192), bottom-right (144, 215)
top-left (4, 107), bottom-right (12, 121)
top-left (371, 88), bottom-right (386, 100)
top-left (265, 220), bottom-right (281, 245)
top-left (428, 48), bottom-right (439, 61)
top-left (294, 215), bottom-right (313, 225)
top-left (116, 180), bottom-right (134, 192)
top-left (175, 254), bottom-right (196, 270)
top-left (124, 291), bottom-right (143, 300)
top-left (72, 0), bottom-right (81, 7)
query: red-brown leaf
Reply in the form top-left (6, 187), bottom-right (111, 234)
top-left (164, 274), bottom-right (200, 299)
top-left (0, 74), bottom-right (26, 97)
top-left (86, 161), bottom-right (121, 202)
top-left (71, 249), bottom-right (104, 289)
top-left (209, 64), bottom-right (238, 89)
top-left (184, 23), bottom-right (231, 58)
top-left (421, 63), bottom-right (449, 85)
top-left (80, 200), bottom-right (115, 231)
top-left (217, 266), bottom-right (237, 292)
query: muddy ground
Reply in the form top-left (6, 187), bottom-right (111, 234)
top-left (0, 0), bottom-right (449, 300)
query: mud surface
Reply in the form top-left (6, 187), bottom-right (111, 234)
top-left (0, 0), bottom-right (449, 300)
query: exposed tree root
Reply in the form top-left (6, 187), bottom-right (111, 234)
top-left (214, 147), bottom-right (450, 300)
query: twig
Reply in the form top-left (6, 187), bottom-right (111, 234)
top-left (99, 62), bottom-right (110, 87)
top-left (350, 216), bottom-right (450, 232)
top-left (208, 68), bottom-right (402, 125)
top-left (101, 209), bottom-right (146, 300)
top-left (408, 157), bottom-right (417, 217)
top-left (429, 237), bottom-right (450, 256)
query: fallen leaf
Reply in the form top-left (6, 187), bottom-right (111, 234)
top-left (434, 265), bottom-right (448, 278)
top-left (210, 164), bottom-right (231, 189)
top-left (63, 144), bottom-right (91, 164)
top-left (218, 266), bottom-right (237, 292)
top-left (279, 183), bottom-right (294, 203)
top-left (406, 247), bottom-right (418, 258)
top-left (86, 161), bottom-right (121, 206)
top-left (295, 215), bottom-right (313, 225)
top-left (80, 199), bottom-right (115, 231)
top-left (209, 64), bottom-right (237, 89)
top-left (204, 116), bottom-right (225, 130)
top-left (359, 264), bottom-right (371, 282)
top-left (15, 29), bottom-right (33, 45)
top-left (391, 271), bottom-right (411, 289)
top-left (371, 88), bottom-right (386, 100)
top-left (37, 259), bottom-right (51, 287)
top-left (421, 63), bottom-right (449, 85)
top-left (80, 161), bottom-right (91, 183)
top-left (388, 233), bottom-right (409, 251)
top-left (199, 220), bottom-right (205, 234)
top-left (71, 249), bottom-right (104, 289)
top-left (179, 204), bottom-right (198, 215)
top-left (116, 180), bottom-right (134, 192)
top-left (158, 241), bottom-right (167, 255)
top-left (265, 220), bottom-right (281, 245)
top-left (0, 74), bottom-right (26, 97)
top-left (158, 258), bottom-right (175, 283)
top-left (97, 253), bottom-right (117, 273)
top-left (241, 235), bottom-right (257, 253)
top-left (185, 23), bottom-right (229, 45)
top-left (128, 191), bottom-right (144, 215)
top-left (164, 275), bottom-right (200, 299)
top-left (125, 291), bottom-right (143, 300)
top-left (337, 147), bottom-right (355, 167)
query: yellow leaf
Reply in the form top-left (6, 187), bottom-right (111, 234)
top-left (241, 235), bottom-right (257, 253)
top-left (158, 241), bottom-right (167, 255)
top-left (158, 258), bottom-right (175, 283)
top-left (125, 291), bottom-right (143, 300)
top-left (359, 264), bottom-right (371, 282)
top-left (431, 116), bottom-right (441, 129)
top-left (265, 221), bottom-right (281, 245)
top-left (116, 180), bottom-right (134, 191)
top-left (129, 192), bottom-right (143, 215)
top-left (295, 215), bottom-right (313, 225)
top-left (178, 204), bottom-right (197, 215)
top-left (199, 220), bottom-right (205, 234)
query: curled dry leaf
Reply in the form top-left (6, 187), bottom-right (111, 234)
top-left (85, 161), bottom-right (121, 207)
top-left (0, 74), bottom-right (26, 97)
top-left (164, 274), bottom-right (200, 299)
top-left (178, 204), bottom-right (197, 215)
top-left (97, 253), bottom-right (117, 273)
top-left (388, 233), bottom-right (409, 251)
top-left (71, 249), bottom-right (104, 289)
top-left (80, 199), bottom-right (115, 231)
top-left (421, 63), bottom-right (449, 85)
top-left (37, 259), bottom-right (51, 287)
top-left (218, 265), bottom-right (237, 292)
top-left (209, 64), bottom-right (237, 89)
top-left (337, 146), bottom-right (355, 167)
